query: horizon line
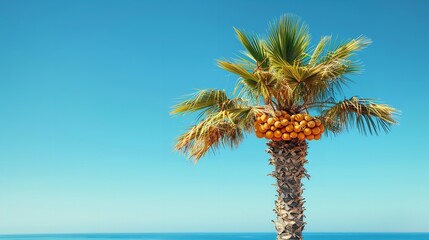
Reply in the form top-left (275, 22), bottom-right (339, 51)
top-left (1, 231), bottom-right (428, 235)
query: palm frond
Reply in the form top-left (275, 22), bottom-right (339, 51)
top-left (325, 36), bottom-right (371, 63)
top-left (234, 28), bottom-right (269, 68)
top-left (309, 37), bottom-right (371, 101)
top-left (320, 97), bottom-right (398, 135)
top-left (284, 36), bottom-right (370, 105)
top-left (175, 111), bottom-right (245, 162)
top-left (227, 106), bottom-right (260, 132)
top-left (218, 60), bottom-right (278, 103)
top-left (309, 36), bottom-right (331, 66)
top-left (275, 64), bottom-right (312, 104)
top-left (171, 89), bottom-right (230, 116)
top-left (275, 63), bottom-right (343, 108)
top-left (311, 62), bottom-right (352, 101)
top-left (173, 91), bottom-right (258, 161)
top-left (266, 14), bottom-right (311, 66)
top-left (234, 70), bottom-right (278, 104)
top-left (218, 60), bottom-right (259, 82)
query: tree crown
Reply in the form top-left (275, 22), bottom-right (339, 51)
top-left (171, 14), bottom-right (398, 161)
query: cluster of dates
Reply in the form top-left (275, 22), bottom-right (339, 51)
top-left (254, 111), bottom-right (324, 141)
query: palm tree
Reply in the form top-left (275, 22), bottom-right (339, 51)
top-left (171, 15), bottom-right (397, 240)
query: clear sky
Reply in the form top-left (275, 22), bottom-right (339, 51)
top-left (0, 0), bottom-right (428, 234)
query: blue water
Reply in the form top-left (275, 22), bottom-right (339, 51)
top-left (0, 233), bottom-right (428, 240)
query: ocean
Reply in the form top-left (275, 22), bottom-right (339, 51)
top-left (0, 233), bottom-right (427, 240)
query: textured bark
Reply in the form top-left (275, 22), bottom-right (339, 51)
top-left (267, 140), bottom-right (309, 240)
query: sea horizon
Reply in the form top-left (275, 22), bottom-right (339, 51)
top-left (0, 232), bottom-right (428, 240)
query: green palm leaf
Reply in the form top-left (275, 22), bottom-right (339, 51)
top-left (309, 36), bottom-right (331, 66)
top-left (218, 60), bottom-right (259, 82)
top-left (320, 97), bottom-right (398, 135)
top-left (171, 89), bottom-right (232, 116)
top-left (219, 60), bottom-right (277, 102)
top-left (266, 14), bottom-right (311, 66)
top-left (234, 28), bottom-right (269, 69)
top-left (324, 36), bottom-right (371, 63)
top-left (172, 89), bottom-right (255, 119)
top-left (175, 110), bottom-right (246, 162)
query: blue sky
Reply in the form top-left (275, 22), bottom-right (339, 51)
top-left (0, 0), bottom-right (428, 234)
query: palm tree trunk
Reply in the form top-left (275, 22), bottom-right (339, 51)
top-left (267, 140), bottom-right (309, 240)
